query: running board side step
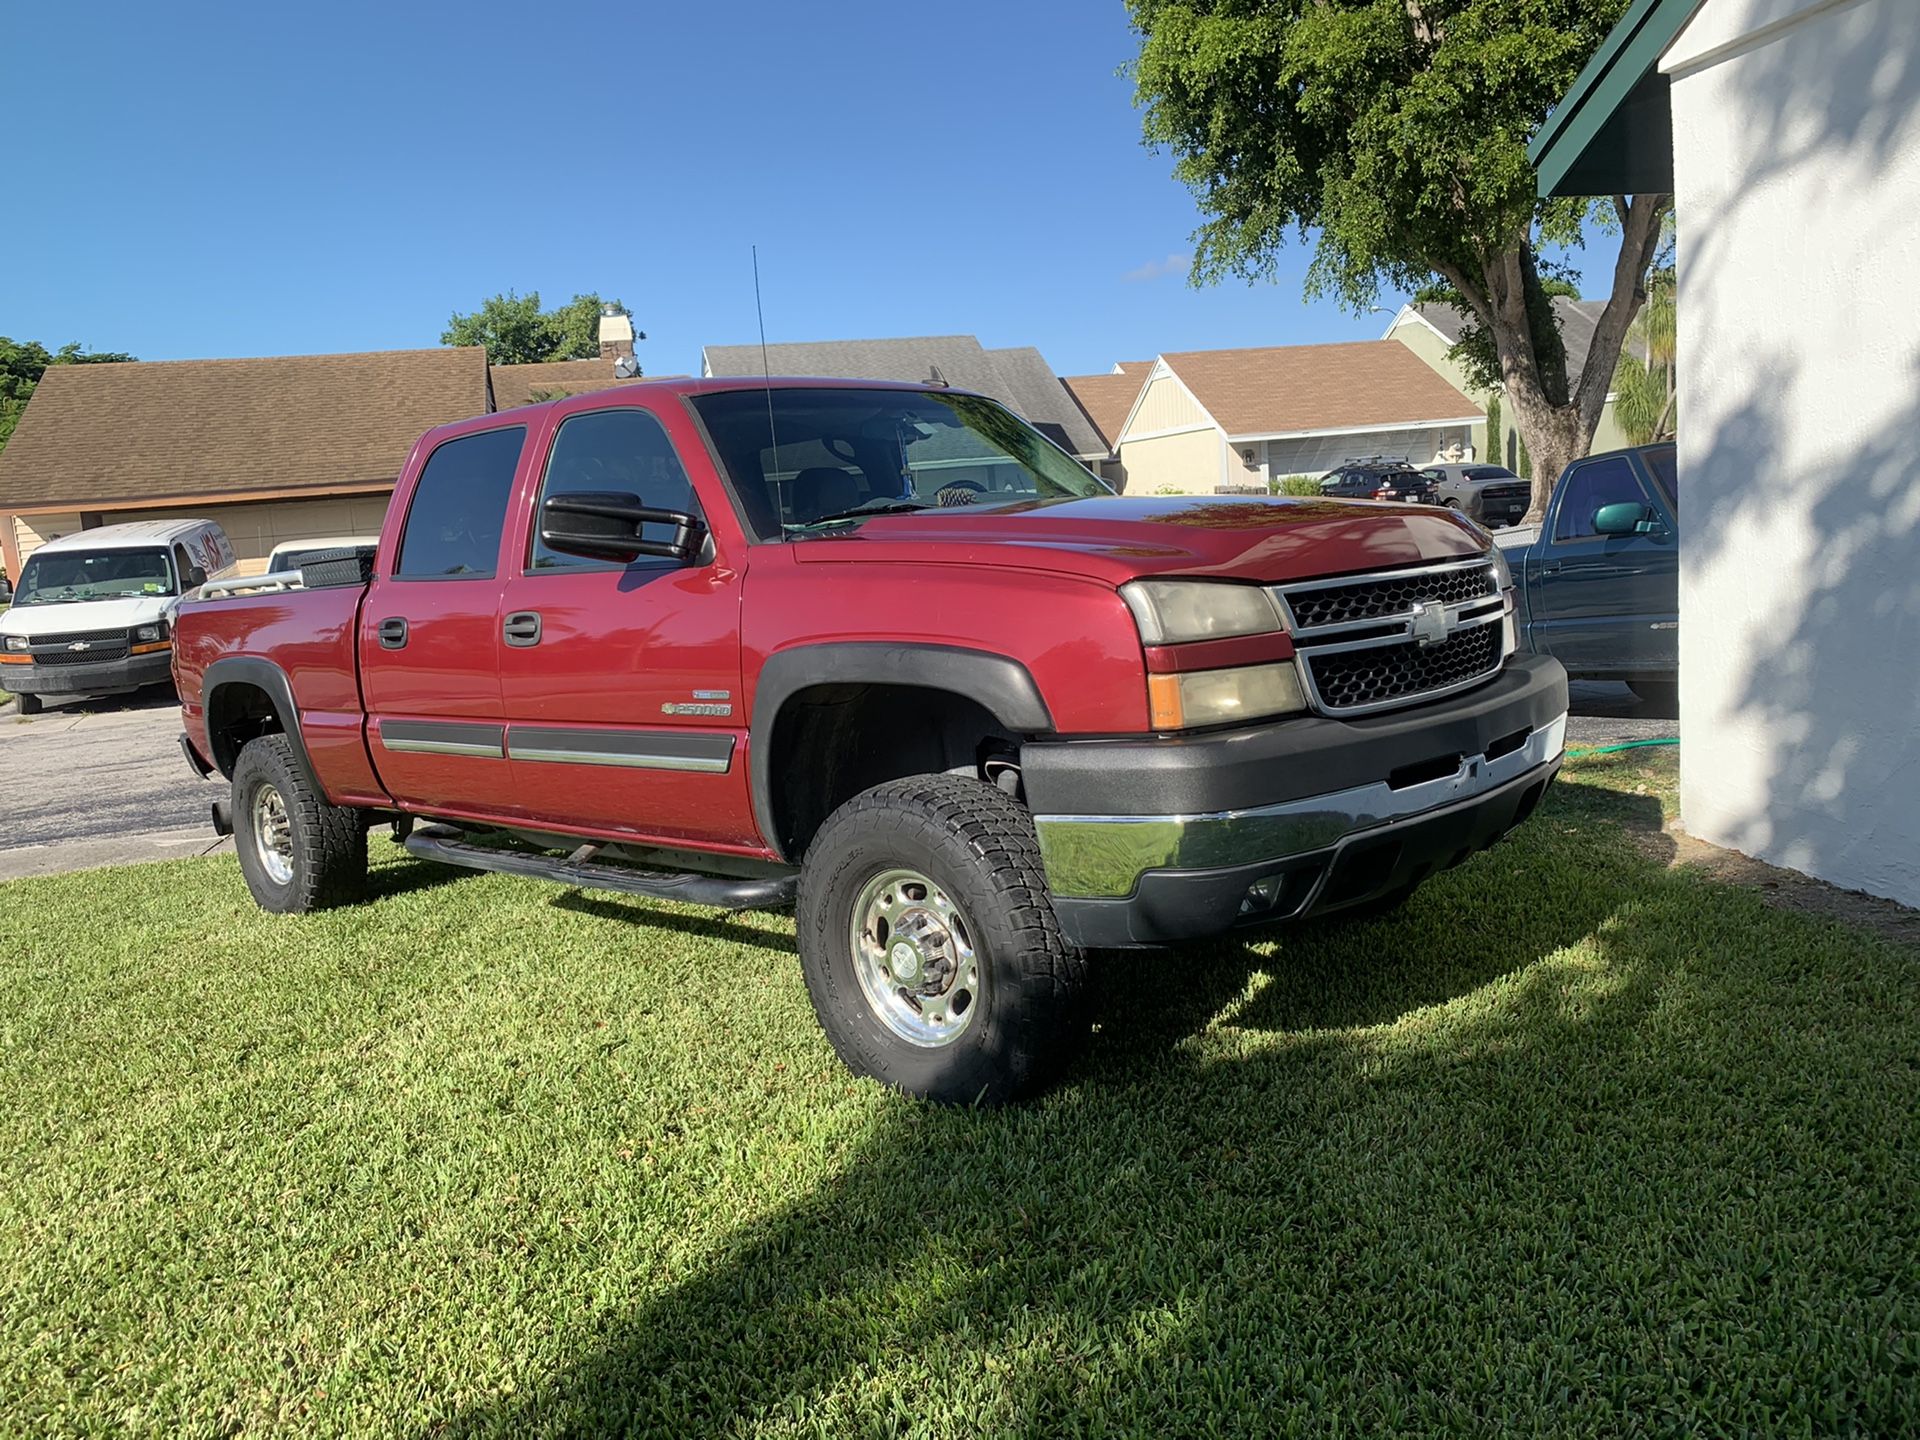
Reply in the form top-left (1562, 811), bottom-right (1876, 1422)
top-left (403, 824), bottom-right (797, 911)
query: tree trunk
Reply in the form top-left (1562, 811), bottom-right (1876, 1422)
top-left (1438, 195), bottom-right (1671, 522)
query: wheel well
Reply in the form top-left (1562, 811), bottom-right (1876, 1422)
top-left (767, 683), bottom-right (1021, 861)
top-left (205, 681), bottom-right (286, 777)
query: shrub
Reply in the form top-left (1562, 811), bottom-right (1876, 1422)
top-left (1271, 474), bottom-right (1321, 497)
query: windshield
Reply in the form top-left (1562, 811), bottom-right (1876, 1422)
top-left (688, 387), bottom-right (1112, 538)
top-left (13, 548), bottom-right (175, 606)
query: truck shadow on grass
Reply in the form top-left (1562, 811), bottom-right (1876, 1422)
top-left (430, 777), bottom-right (1917, 1436)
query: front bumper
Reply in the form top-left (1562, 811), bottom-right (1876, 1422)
top-left (1, 650), bottom-right (174, 696)
top-left (1025, 655), bottom-right (1567, 948)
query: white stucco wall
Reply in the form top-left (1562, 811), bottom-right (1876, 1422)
top-left (1664, 0), bottom-right (1920, 904)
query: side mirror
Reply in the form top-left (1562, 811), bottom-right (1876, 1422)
top-left (186, 565), bottom-right (208, 588)
top-left (539, 490), bottom-right (706, 564)
top-left (1593, 501), bottom-right (1658, 537)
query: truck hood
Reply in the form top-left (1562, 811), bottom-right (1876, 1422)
top-left (0, 594), bottom-right (174, 638)
top-left (789, 494), bottom-right (1488, 585)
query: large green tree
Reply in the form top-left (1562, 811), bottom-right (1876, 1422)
top-left (0, 338), bottom-right (137, 455)
top-left (1128, 0), bottom-right (1670, 516)
top-left (441, 291), bottom-right (632, 366)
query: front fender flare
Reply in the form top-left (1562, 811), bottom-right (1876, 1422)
top-left (750, 642), bottom-right (1053, 862)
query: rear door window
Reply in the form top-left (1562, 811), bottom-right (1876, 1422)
top-left (529, 409), bottom-right (700, 570)
top-left (1552, 457), bottom-right (1653, 541)
top-left (395, 427), bottom-right (526, 578)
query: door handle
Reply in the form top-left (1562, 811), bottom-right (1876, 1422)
top-left (503, 611), bottom-right (543, 647)
top-left (1540, 562), bottom-right (1563, 575)
top-left (377, 616), bottom-right (408, 650)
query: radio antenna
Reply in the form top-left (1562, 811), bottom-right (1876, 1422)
top-left (753, 245), bottom-right (782, 487)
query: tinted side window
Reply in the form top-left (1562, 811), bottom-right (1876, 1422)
top-left (530, 409), bottom-right (699, 570)
top-left (1553, 457), bottom-right (1652, 542)
top-left (1643, 446), bottom-right (1679, 507)
top-left (395, 428), bottom-right (526, 578)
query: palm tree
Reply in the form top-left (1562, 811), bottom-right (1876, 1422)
top-left (1614, 264), bottom-right (1676, 445)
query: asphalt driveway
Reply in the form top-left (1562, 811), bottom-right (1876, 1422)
top-left (0, 691), bottom-right (230, 882)
top-left (0, 682), bottom-right (1677, 883)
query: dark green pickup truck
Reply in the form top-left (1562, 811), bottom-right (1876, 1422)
top-left (1496, 442), bottom-right (1679, 705)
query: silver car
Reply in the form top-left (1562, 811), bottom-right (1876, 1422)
top-left (1421, 464), bottom-right (1533, 527)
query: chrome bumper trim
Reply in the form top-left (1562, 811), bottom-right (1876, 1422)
top-left (1033, 713), bottom-right (1567, 899)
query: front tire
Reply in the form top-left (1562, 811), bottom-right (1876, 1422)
top-left (1628, 678), bottom-right (1678, 708)
top-left (796, 774), bottom-right (1086, 1105)
top-left (15, 692), bottom-right (43, 716)
top-left (231, 733), bottom-right (367, 913)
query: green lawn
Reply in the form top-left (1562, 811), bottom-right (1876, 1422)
top-left (1, 752), bottom-right (1914, 1436)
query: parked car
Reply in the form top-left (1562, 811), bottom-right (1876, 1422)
top-left (1497, 442), bottom-right (1678, 705)
top-left (174, 379), bottom-right (1568, 1104)
top-left (265, 536), bottom-right (380, 576)
top-left (1317, 457), bottom-right (1440, 504)
top-left (0, 519), bottom-right (237, 715)
top-left (1423, 463), bottom-right (1534, 527)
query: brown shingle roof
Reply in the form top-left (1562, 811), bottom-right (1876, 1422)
top-left (1061, 370), bottom-right (1148, 452)
top-left (488, 358), bottom-right (660, 410)
top-left (1160, 341), bottom-right (1481, 438)
top-left (0, 348), bottom-right (490, 511)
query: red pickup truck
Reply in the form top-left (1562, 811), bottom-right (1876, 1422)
top-left (174, 379), bottom-right (1568, 1103)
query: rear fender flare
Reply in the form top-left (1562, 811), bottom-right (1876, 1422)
top-left (750, 643), bottom-right (1053, 862)
top-left (202, 656), bottom-right (320, 789)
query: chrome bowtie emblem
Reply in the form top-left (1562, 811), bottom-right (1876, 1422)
top-left (1408, 601), bottom-right (1452, 648)
top-left (68, 641), bottom-right (91, 652)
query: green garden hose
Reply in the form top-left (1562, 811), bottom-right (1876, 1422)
top-left (1564, 737), bottom-right (1680, 759)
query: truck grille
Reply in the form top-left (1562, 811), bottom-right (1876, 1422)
top-left (16, 627), bottom-right (131, 665)
top-left (1281, 562), bottom-right (1498, 630)
top-left (1274, 557), bottom-right (1509, 716)
top-left (1306, 621), bottom-right (1502, 712)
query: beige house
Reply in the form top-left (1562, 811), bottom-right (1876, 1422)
top-left (1091, 341), bottom-right (1482, 495)
top-left (1383, 299), bottom-right (1630, 469)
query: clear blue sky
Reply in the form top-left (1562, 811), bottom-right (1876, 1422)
top-left (8, 0), bottom-right (1610, 378)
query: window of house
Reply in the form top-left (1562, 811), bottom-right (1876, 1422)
top-left (1552, 457), bottom-right (1652, 541)
top-left (529, 409), bottom-right (700, 570)
top-left (394, 427), bottom-right (526, 578)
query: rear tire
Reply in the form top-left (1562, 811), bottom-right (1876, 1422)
top-left (796, 774), bottom-right (1086, 1105)
top-left (231, 733), bottom-right (367, 913)
top-left (15, 692), bottom-right (43, 716)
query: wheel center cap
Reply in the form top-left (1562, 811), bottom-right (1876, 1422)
top-left (888, 941), bottom-right (923, 984)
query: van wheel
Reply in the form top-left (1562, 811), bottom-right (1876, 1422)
top-left (15, 692), bottom-right (43, 716)
top-left (232, 733), bottom-right (367, 913)
top-left (796, 774), bottom-right (1087, 1106)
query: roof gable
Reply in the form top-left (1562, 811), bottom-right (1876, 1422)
top-left (0, 348), bottom-right (491, 512)
top-left (1061, 371), bottom-right (1149, 452)
top-left (1406, 298), bottom-right (1609, 380)
top-left (700, 334), bottom-right (1105, 457)
top-left (1158, 341), bottom-right (1481, 438)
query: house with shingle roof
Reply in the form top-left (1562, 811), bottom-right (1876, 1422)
top-left (0, 314), bottom-right (660, 579)
top-left (700, 335), bottom-right (1107, 464)
top-left (1106, 341), bottom-right (1483, 495)
top-left (1061, 363), bottom-right (1152, 482)
top-left (1382, 298), bottom-right (1629, 468)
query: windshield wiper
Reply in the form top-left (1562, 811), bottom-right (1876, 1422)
top-left (785, 497), bottom-right (937, 531)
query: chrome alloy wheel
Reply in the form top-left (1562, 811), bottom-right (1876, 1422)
top-left (849, 867), bottom-right (983, 1048)
top-left (251, 783), bottom-right (295, 886)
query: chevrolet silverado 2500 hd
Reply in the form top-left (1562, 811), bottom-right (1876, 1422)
top-left (174, 379), bottom-right (1569, 1103)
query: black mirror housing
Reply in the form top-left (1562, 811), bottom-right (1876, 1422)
top-left (539, 491), bottom-right (706, 564)
top-left (186, 565), bottom-right (209, 588)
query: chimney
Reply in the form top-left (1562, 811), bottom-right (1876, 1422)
top-left (597, 304), bottom-right (635, 363)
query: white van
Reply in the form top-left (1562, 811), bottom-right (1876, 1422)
top-left (0, 519), bottom-right (238, 715)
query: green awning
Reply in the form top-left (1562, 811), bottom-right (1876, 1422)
top-left (1529, 0), bottom-right (1708, 197)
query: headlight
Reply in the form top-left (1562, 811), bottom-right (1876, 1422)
top-left (1147, 661), bottom-right (1306, 729)
top-left (1120, 580), bottom-right (1286, 645)
top-left (1487, 544), bottom-right (1513, 591)
top-left (133, 622), bottom-right (167, 643)
top-left (2, 635), bottom-right (27, 652)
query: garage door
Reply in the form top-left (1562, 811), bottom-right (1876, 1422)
top-left (1265, 427), bottom-right (1471, 482)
